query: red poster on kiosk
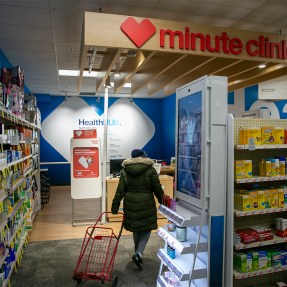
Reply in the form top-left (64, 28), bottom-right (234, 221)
top-left (73, 147), bottom-right (99, 178)
top-left (73, 129), bottom-right (97, 139)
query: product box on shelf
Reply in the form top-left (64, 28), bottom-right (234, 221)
top-left (261, 127), bottom-right (275, 144)
top-left (247, 128), bottom-right (262, 145)
top-left (234, 252), bottom-right (253, 273)
top-left (235, 160), bottom-right (245, 179)
top-left (257, 190), bottom-right (266, 209)
top-left (244, 160), bottom-right (253, 178)
top-left (274, 128), bottom-right (285, 144)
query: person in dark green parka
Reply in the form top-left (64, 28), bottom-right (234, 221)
top-left (111, 149), bottom-right (164, 269)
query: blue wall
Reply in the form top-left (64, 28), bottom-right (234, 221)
top-left (36, 95), bottom-right (166, 185)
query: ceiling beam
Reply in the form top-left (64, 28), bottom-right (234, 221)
top-left (95, 48), bottom-right (123, 94)
top-left (164, 57), bottom-right (239, 96)
top-left (77, 45), bottom-right (89, 93)
top-left (131, 53), bottom-right (187, 95)
top-left (148, 55), bottom-right (213, 96)
top-left (114, 50), bottom-right (154, 93)
top-left (228, 65), bottom-right (287, 92)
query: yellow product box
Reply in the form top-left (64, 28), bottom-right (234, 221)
top-left (273, 128), bottom-right (285, 144)
top-left (260, 160), bottom-right (266, 176)
top-left (265, 160), bottom-right (272, 177)
top-left (264, 189), bottom-right (272, 209)
top-left (278, 188), bottom-right (284, 208)
top-left (239, 129), bottom-right (248, 145)
top-left (243, 190), bottom-right (258, 210)
top-left (247, 128), bottom-right (262, 145)
top-left (257, 190), bottom-right (266, 209)
top-left (269, 188), bottom-right (278, 208)
top-left (235, 160), bottom-right (245, 179)
top-left (261, 127), bottom-right (274, 144)
top-left (238, 194), bottom-right (250, 211)
top-left (234, 190), bottom-right (247, 209)
top-left (244, 160), bottom-right (252, 178)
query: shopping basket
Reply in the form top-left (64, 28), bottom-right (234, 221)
top-left (73, 212), bottom-right (124, 286)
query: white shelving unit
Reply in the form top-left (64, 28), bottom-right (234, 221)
top-left (157, 76), bottom-right (228, 287)
top-left (0, 104), bottom-right (41, 286)
top-left (226, 116), bottom-right (287, 287)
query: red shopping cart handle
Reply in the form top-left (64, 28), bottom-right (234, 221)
top-left (90, 212), bottom-right (124, 240)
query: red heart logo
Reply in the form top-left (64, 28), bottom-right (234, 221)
top-left (121, 17), bottom-right (156, 48)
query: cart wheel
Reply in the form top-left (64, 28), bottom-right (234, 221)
top-left (112, 275), bottom-right (118, 287)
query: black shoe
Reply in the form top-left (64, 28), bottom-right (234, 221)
top-left (132, 254), bottom-right (143, 269)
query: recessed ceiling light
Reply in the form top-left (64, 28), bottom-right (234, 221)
top-left (259, 64), bottom-right (266, 69)
top-left (59, 70), bottom-right (79, 76)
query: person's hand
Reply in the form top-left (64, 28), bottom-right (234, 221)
top-left (111, 208), bottom-right (118, 215)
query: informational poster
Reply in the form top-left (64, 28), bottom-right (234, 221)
top-left (73, 147), bottom-right (99, 178)
top-left (70, 137), bottom-right (102, 199)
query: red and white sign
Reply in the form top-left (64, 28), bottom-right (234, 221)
top-left (73, 129), bottom-right (97, 139)
top-left (73, 147), bottom-right (99, 178)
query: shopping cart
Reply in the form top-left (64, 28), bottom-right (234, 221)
top-left (73, 212), bottom-right (124, 286)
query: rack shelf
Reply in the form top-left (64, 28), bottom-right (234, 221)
top-left (234, 234), bottom-right (287, 250)
top-left (234, 207), bottom-right (287, 217)
top-left (158, 204), bottom-right (206, 227)
top-left (233, 265), bottom-right (287, 279)
top-left (157, 225), bottom-right (208, 254)
top-left (235, 175), bottom-right (287, 184)
top-left (157, 248), bottom-right (207, 281)
top-left (235, 144), bottom-right (287, 150)
top-left (0, 155), bottom-right (33, 172)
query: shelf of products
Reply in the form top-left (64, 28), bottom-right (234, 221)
top-left (234, 207), bottom-right (287, 217)
top-left (157, 201), bottom-right (208, 287)
top-left (226, 117), bottom-right (287, 287)
top-left (0, 69), bottom-right (41, 285)
top-left (235, 144), bottom-right (287, 150)
top-left (157, 225), bottom-right (208, 254)
top-left (233, 265), bottom-right (287, 280)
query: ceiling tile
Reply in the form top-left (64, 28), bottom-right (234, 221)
top-left (0, 38), bottom-right (54, 53)
top-left (54, 28), bottom-right (82, 44)
top-left (0, 24), bottom-right (53, 42)
top-left (0, 0), bottom-right (50, 9)
top-left (0, 5), bottom-right (51, 27)
top-left (52, 10), bottom-right (84, 29)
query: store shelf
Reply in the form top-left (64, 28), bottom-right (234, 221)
top-left (0, 214), bottom-right (8, 231)
top-left (7, 214), bottom-right (26, 246)
top-left (158, 203), bottom-right (206, 227)
top-left (234, 207), bottom-right (287, 217)
top-left (7, 198), bottom-right (25, 219)
top-left (234, 234), bottom-right (287, 250)
top-left (157, 225), bottom-right (208, 254)
top-left (235, 144), bottom-right (287, 150)
top-left (11, 178), bottom-right (25, 192)
top-left (0, 249), bottom-right (9, 268)
top-left (235, 175), bottom-right (287, 184)
top-left (157, 248), bottom-right (207, 281)
top-left (0, 189), bottom-right (8, 202)
top-left (233, 265), bottom-right (287, 279)
top-left (23, 166), bottom-right (33, 177)
top-left (157, 275), bottom-right (190, 287)
top-left (0, 105), bottom-right (40, 130)
top-left (2, 232), bottom-right (28, 287)
top-left (0, 155), bottom-right (33, 172)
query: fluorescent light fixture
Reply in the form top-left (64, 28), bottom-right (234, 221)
top-left (59, 69), bottom-right (79, 76)
top-left (83, 71), bottom-right (98, 77)
top-left (259, 64), bottom-right (266, 69)
top-left (59, 70), bottom-right (98, 77)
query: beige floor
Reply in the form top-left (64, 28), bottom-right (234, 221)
top-left (29, 186), bottom-right (168, 242)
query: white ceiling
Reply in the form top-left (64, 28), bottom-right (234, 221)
top-left (0, 0), bottom-right (286, 98)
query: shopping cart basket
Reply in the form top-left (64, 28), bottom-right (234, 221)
top-left (73, 212), bottom-right (124, 286)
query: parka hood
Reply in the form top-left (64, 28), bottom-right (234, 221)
top-left (122, 157), bottom-right (154, 176)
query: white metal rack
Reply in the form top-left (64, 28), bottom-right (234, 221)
top-left (225, 116), bottom-right (287, 287)
top-left (157, 76), bottom-right (228, 287)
